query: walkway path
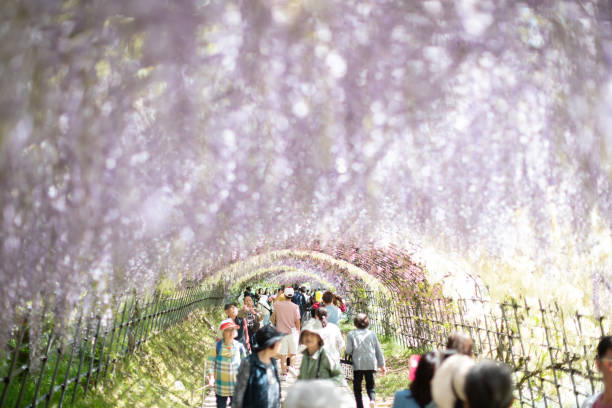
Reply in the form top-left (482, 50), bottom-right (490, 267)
top-left (199, 353), bottom-right (392, 407)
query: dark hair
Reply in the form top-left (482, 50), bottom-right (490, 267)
top-left (410, 352), bottom-right (438, 407)
top-left (465, 361), bottom-right (513, 408)
top-left (224, 303), bottom-right (238, 310)
top-left (354, 313), bottom-right (370, 329)
top-left (315, 307), bottom-right (328, 328)
top-left (447, 332), bottom-right (474, 356)
top-left (598, 336), bottom-right (612, 359)
top-left (322, 291), bottom-right (334, 304)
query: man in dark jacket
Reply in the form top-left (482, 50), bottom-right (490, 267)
top-left (233, 325), bottom-right (285, 408)
top-left (291, 285), bottom-right (305, 318)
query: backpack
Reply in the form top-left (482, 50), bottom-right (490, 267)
top-left (291, 291), bottom-right (304, 309)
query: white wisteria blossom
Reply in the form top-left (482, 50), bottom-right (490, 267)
top-left (0, 0), bottom-right (611, 349)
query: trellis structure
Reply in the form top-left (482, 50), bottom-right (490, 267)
top-left (205, 247), bottom-right (611, 407)
top-left (0, 285), bottom-right (223, 408)
top-left (358, 291), bottom-right (609, 408)
top-left (2, 246), bottom-right (609, 408)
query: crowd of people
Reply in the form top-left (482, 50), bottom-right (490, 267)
top-left (207, 285), bottom-right (356, 408)
top-left (207, 285), bottom-right (612, 408)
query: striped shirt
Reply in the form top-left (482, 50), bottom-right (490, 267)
top-left (207, 339), bottom-right (247, 396)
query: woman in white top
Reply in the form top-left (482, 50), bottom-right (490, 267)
top-left (258, 288), bottom-right (272, 326)
top-left (312, 307), bottom-right (344, 364)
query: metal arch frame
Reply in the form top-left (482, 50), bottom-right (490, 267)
top-left (229, 266), bottom-right (337, 294)
top-left (203, 249), bottom-right (391, 296)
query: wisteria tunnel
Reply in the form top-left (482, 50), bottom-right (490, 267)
top-left (1, 0), bottom-right (612, 407)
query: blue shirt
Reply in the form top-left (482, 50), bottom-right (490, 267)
top-left (392, 389), bottom-right (437, 408)
top-left (291, 291), bottom-right (305, 315)
top-left (325, 304), bottom-right (341, 325)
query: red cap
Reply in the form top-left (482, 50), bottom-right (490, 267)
top-left (219, 319), bottom-right (240, 332)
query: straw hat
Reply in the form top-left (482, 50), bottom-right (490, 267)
top-left (431, 354), bottom-right (475, 408)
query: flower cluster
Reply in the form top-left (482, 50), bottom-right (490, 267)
top-left (1, 0), bottom-right (611, 351)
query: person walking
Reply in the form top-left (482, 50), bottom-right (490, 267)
top-left (291, 285), bottom-right (305, 318)
top-left (304, 292), bottom-right (316, 322)
top-left (275, 286), bottom-right (286, 302)
top-left (446, 332), bottom-right (474, 357)
top-left (314, 289), bottom-right (323, 303)
top-left (346, 313), bottom-right (386, 408)
top-left (321, 291), bottom-right (342, 325)
top-left (464, 361), bottom-right (514, 408)
top-left (583, 336), bottom-right (612, 408)
top-left (258, 290), bottom-right (272, 326)
top-left (269, 287), bottom-right (301, 381)
top-left (431, 354), bottom-right (474, 408)
top-left (224, 303), bottom-right (250, 352)
top-left (243, 286), bottom-right (255, 300)
top-left (207, 319), bottom-right (248, 408)
top-left (233, 325), bottom-right (285, 408)
top-left (312, 307), bottom-right (344, 364)
top-left (297, 322), bottom-right (345, 385)
top-left (392, 351), bottom-right (439, 408)
top-left (239, 294), bottom-right (262, 351)
top-left (302, 286), bottom-right (310, 304)
top-left (334, 294), bottom-right (347, 313)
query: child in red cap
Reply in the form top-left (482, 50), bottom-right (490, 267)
top-left (207, 318), bottom-right (248, 408)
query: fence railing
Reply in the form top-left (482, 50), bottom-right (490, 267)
top-left (0, 285), bottom-right (224, 408)
top-left (354, 291), bottom-right (609, 408)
